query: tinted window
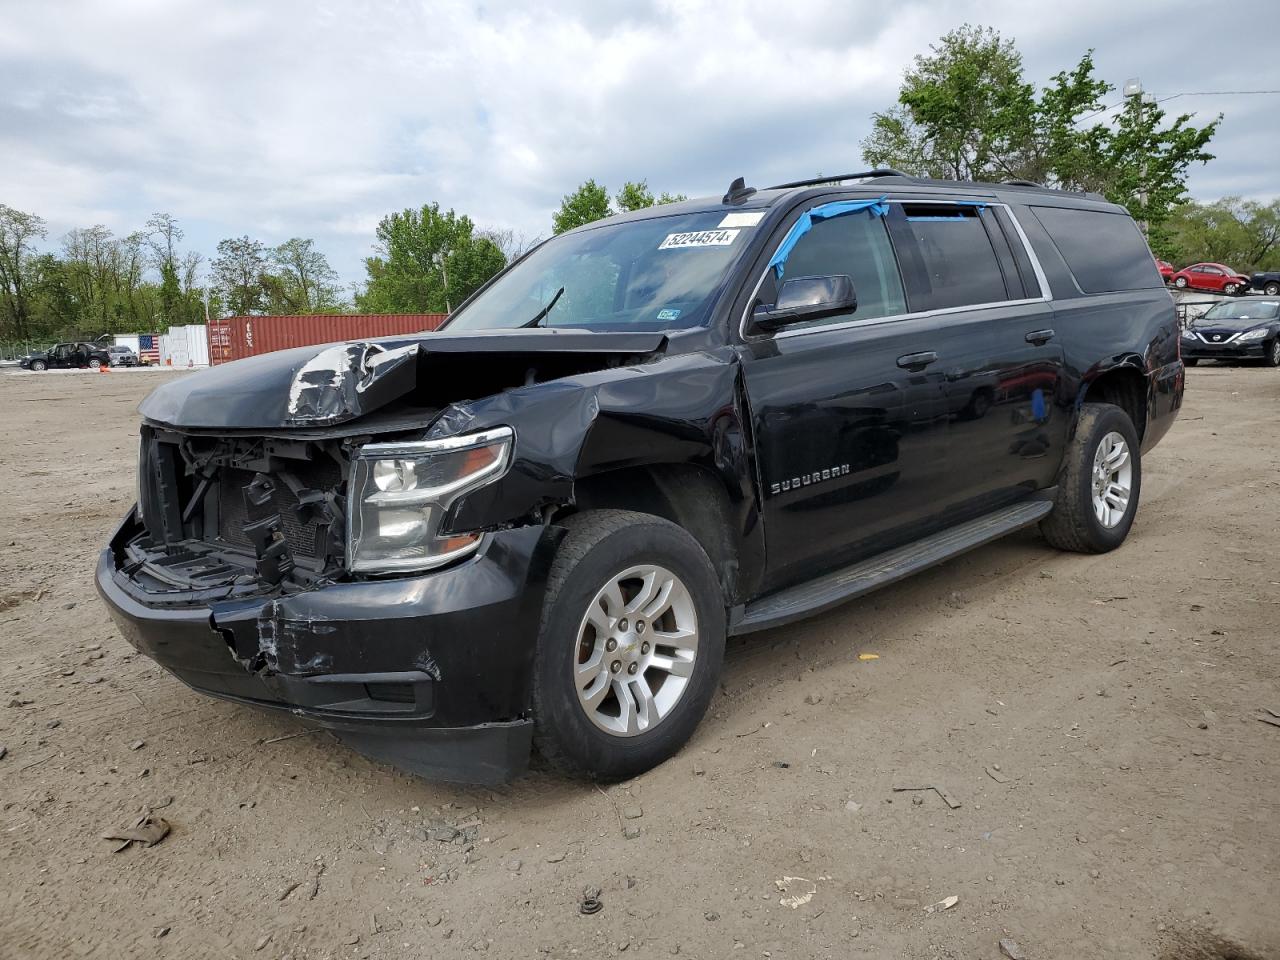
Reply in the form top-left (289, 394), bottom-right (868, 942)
top-left (768, 208), bottom-right (906, 327)
top-left (1030, 206), bottom-right (1162, 293)
top-left (895, 205), bottom-right (1009, 310)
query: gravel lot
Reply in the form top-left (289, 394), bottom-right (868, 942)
top-left (2, 365), bottom-right (1278, 960)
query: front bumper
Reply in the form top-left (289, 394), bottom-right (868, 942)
top-left (1181, 340), bottom-right (1267, 360)
top-left (95, 513), bottom-right (560, 783)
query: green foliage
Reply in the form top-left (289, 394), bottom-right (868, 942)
top-left (0, 204), bottom-right (48, 339)
top-left (861, 25), bottom-right (1220, 238)
top-left (212, 236), bottom-right (270, 316)
top-left (269, 237), bottom-right (343, 314)
top-left (1167, 197), bottom-right (1280, 272)
top-left (553, 179), bottom-right (686, 234)
top-left (553, 180), bottom-right (612, 234)
top-left (357, 203), bottom-right (506, 313)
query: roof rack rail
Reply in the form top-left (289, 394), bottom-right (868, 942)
top-left (767, 169), bottom-right (908, 190)
top-left (1002, 179), bottom-right (1044, 188)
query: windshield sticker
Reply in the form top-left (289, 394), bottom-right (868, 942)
top-left (659, 229), bottom-right (739, 250)
top-left (656, 308), bottom-right (682, 321)
top-left (717, 211), bottom-right (765, 229)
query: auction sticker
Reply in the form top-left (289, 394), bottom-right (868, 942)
top-left (658, 229), bottom-right (739, 250)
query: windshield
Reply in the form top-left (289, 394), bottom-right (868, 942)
top-left (1203, 301), bottom-right (1279, 321)
top-left (445, 210), bottom-right (758, 332)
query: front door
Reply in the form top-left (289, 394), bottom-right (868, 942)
top-left (738, 200), bottom-right (950, 591)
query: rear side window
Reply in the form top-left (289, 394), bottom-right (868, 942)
top-left (893, 204), bottom-right (1009, 311)
top-left (1029, 206), bottom-right (1162, 293)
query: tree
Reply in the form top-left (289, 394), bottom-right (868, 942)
top-left (553, 179), bottom-right (687, 233)
top-left (212, 236), bottom-right (270, 315)
top-left (0, 204), bottom-right (48, 339)
top-left (480, 227), bottom-right (543, 264)
top-left (1168, 197), bottom-right (1280, 272)
top-left (358, 203), bottom-right (506, 313)
top-left (269, 238), bottom-right (342, 313)
top-left (861, 25), bottom-right (1219, 240)
top-left (553, 180), bottom-right (611, 234)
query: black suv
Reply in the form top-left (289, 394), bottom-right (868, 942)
top-left (96, 172), bottom-right (1183, 783)
top-left (21, 341), bottom-right (112, 371)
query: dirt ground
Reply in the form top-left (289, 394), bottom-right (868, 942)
top-left (1, 364), bottom-right (1277, 960)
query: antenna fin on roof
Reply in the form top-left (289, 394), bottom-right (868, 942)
top-left (723, 176), bottom-right (757, 205)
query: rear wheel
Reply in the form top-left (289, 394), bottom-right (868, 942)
top-left (1264, 281), bottom-right (1280, 296)
top-left (531, 510), bottom-right (725, 780)
top-left (1041, 402), bottom-right (1141, 554)
top-left (30, 359), bottom-right (46, 371)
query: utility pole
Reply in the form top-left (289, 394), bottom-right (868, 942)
top-left (1123, 78), bottom-right (1148, 238)
top-left (434, 251), bottom-right (452, 313)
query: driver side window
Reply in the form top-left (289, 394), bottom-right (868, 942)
top-left (771, 210), bottom-right (907, 329)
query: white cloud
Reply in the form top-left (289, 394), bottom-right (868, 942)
top-left (2, 0), bottom-right (1277, 285)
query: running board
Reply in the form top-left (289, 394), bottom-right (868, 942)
top-left (730, 498), bottom-right (1054, 636)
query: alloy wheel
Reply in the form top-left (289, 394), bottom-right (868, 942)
top-left (1091, 431), bottom-right (1133, 529)
top-left (573, 563), bottom-right (699, 737)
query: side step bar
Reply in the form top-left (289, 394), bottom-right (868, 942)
top-left (730, 498), bottom-right (1054, 636)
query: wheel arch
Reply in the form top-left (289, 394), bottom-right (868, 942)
top-left (1078, 363), bottom-right (1149, 443)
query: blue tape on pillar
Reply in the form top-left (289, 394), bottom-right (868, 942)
top-left (767, 196), bottom-right (889, 279)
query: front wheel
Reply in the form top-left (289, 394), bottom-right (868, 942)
top-left (29, 359), bottom-right (46, 371)
top-left (1266, 339), bottom-right (1280, 368)
top-left (87, 358), bottom-right (102, 370)
top-left (531, 510), bottom-right (725, 780)
top-left (1041, 402), bottom-right (1142, 554)
top-left (1174, 276), bottom-right (1188, 289)
top-left (1265, 282), bottom-right (1280, 297)
top-left (1224, 282), bottom-right (1239, 296)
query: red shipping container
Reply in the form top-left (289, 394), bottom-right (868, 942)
top-left (206, 314), bottom-right (446, 365)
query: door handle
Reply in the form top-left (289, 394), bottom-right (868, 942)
top-left (1025, 328), bottom-right (1055, 345)
top-left (896, 351), bottom-right (938, 369)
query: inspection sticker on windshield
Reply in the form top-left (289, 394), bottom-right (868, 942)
top-left (718, 211), bottom-right (765, 229)
top-left (659, 229), bottom-right (739, 250)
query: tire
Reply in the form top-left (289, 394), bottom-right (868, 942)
top-left (1266, 339), bottom-right (1280, 368)
top-left (1184, 358), bottom-right (1199, 366)
top-left (1265, 282), bottom-right (1280, 297)
top-left (87, 358), bottom-right (102, 370)
top-left (1040, 402), bottom-right (1142, 554)
top-left (1224, 283), bottom-right (1238, 296)
top-left (531, 510), bottom-right (726, 780)
top-left (1174, 276), bottom-right (1188, 289)
top-left (30, 359), bottom-right (46, 371)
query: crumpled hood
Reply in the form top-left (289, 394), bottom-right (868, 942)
top-left (138, 328), bottom-right (668, 430)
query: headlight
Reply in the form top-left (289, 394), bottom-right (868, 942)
top-left (347, 426), bottom-right (513, 573)
top-left (1237, 328), bottom-right (1267, 341)
top-left (1181, 330), bottom-right (1196, 340)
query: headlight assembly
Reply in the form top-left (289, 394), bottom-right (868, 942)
top-left (1236, 328), bottom-right (1267, 341)
top-left (1181, 330), bottom-right (1196, 340)
top-left (347, 426), bottom-right (514, 573)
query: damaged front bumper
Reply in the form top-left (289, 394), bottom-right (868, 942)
top-left (95, 511), bottom-right (559, 783)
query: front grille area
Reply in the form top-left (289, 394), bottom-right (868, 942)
top-left (215, 460), bottom-right (344, 561)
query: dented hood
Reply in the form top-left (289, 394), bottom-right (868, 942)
top-left (138, 328), bottom-right (668, 430)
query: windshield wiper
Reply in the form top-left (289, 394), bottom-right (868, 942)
top-left (520, 286), bottom-right (564, 328)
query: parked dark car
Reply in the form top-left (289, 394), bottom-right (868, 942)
top-left (108, 345), bottom-right (140, 367)
top-left (96, 172), bottom-right (1183, 783)
top-left (1170, 262), bottom-right (1251, 295)
top-left (20, 341), bottom-right (111, 371)
top-left (1249, 271), bottom-right (1280, 297)
top-left (1181, 299), bottom-right (1280, 366)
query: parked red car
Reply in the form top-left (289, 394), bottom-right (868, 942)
top-left (1170, 262), bottom-right (1251, 295)
top-left (1155, 259), bottom-right (1176, 283)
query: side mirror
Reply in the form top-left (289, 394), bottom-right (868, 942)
top-left (753, 274), bottom-right (857, 331)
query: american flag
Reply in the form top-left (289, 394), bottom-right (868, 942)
top-left (138, 334), bottom-right (160, 365)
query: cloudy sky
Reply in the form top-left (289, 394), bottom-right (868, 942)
top-left (4, 0), bottom-right (1277, 288)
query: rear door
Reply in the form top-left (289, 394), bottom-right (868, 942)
top-left (885, 200), bottom-right (1068, 518)
top-left (737, 197), bottom-right (951, 590)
